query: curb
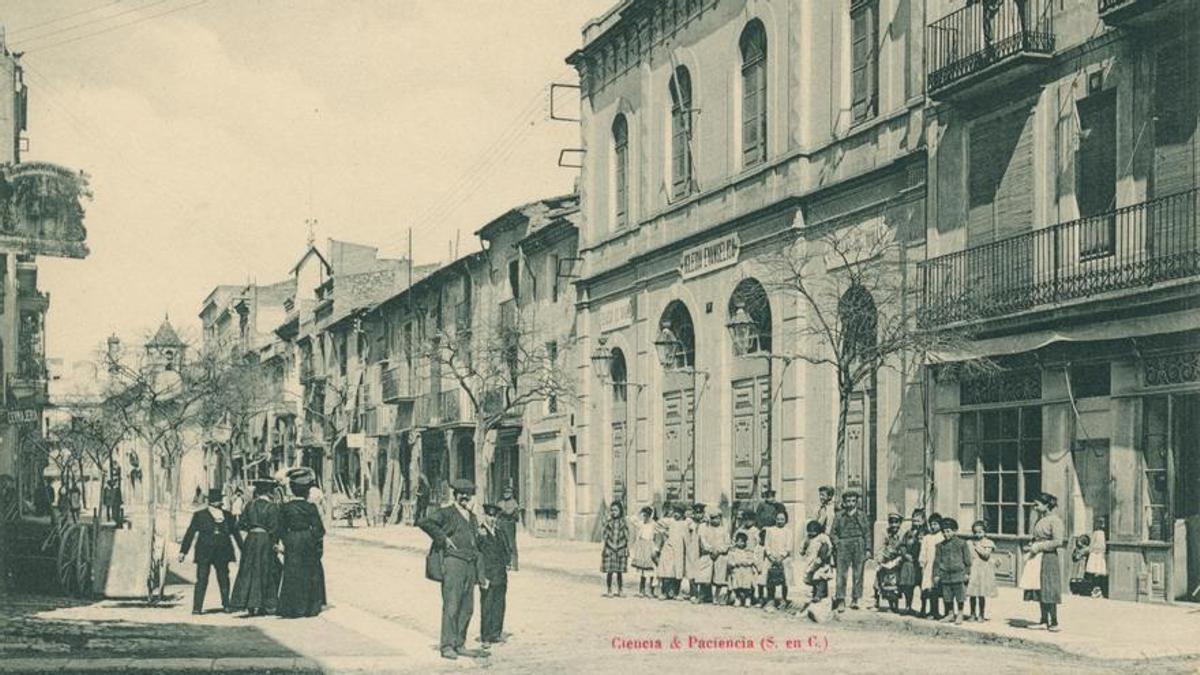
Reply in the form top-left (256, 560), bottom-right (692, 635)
top-left (0, 656), bottom-right (432, 673)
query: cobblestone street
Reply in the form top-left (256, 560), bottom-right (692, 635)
top-left (2, 527), bottom-right (1199, 673)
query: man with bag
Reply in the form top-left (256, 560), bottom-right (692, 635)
top-left (419, 478), bottom-right (490, 661)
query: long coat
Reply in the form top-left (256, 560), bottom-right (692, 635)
top-left (230, 498), bottom-right (280, 612)
top-left (655, 517), bottom-right (688, 579)
top-left (685, 519), bottom-right (705, 582)
top-left (697, 523), bottom-right (732, 585)
top-left (180, 508), bottom-right (242, 565)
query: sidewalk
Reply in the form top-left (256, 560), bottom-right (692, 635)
top-left (332, 523), bottom-right (1200, 662)
top-left (0, 539), bottom-right (440, 673)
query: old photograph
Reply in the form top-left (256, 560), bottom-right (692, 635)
top-left (0, 0), bottom-right (1198, 673)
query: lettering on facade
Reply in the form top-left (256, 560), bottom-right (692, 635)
top-left (679, 234), bottom-right (740, 280)
top-left (6, 409), bottom-right (39, 425)
top-left (598, 298), bottom-right (634, 333)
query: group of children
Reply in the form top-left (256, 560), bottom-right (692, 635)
top-left (1069, 516), bottom-right (1109, 598)
top-left (601, 501), bottom-right (804, 610)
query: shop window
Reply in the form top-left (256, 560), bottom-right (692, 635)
top-left (1142, 396), bottom-right (1171, 542)
top-left (959, 406), bottom-right (1042, 535)
top-left (1068, 363), bottom-right (1111, 399)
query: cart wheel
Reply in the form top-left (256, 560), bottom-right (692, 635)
top-left (75, 528), bottom-right (94, 598)
top-left (56, 525), bottom-right (80, 596)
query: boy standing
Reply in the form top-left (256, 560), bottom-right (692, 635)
top-left (933, 517), bottom-right (972, 624)
top-left (830, 487), bottom-right (870, 610)
top-left (478, 504), bottom-right (511, 646)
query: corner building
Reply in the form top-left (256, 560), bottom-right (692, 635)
top-left (568, 0), bottom-right (927, 543)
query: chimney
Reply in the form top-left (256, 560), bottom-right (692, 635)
top-left (106, 334), bottom-right (121, 372)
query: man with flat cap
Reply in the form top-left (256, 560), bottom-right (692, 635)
top-left (755, 487), bottom-right (788, 529)
top-left (477, 503), bottom-right (511, 646)
top-left (179, 487), bottom-right (243, 615)
top-left (419, 478), bottom-right (490, 660)
top-left (831, 483), bottom-right (871, 611)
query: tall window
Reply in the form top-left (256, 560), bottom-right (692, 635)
top-left (959, 407), bottom-right (1042, 535)
top-left (669, 66), bottom-right (694, 199)
top-left (851, 0), bottom-right (879, 124)
top-left (613, 114), bottom-right (630, 229)
top-left (740, 20), bottom-right (767, 167)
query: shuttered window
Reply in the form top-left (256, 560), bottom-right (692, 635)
top-left (1153, 42), bottom-right (1199, 199)
top-left (613, 114), bottom-right (629, 229)
top-left (851, 0), bottom-right (878, 124)
top-left (968, 105), bottom-right (1035, 245)
top-left (670, 66), bottom-right (694, 199)
top-left (1076, 91), bottom-right (1117, 258)
top-left (740, 21), bottom-right (767, 167)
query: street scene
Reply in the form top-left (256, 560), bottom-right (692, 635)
top-left (0, 0), bottom-right (1199, 673)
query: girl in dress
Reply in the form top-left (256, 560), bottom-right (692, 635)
top-left (656, 505), bottom-right (688, 600)
top-left (697, 509), bottom-right (731, 604)
top-left (734, 511), bottom-right (761, 606)
top-left (966, 520), bottom-right (997, 621)
top-left (918, 513), bottom-right (944, 619)
top-left (629, 506), bottom-right (659, 597)
top-left (601, 502), bottom-right (630, 597)
top-left (763, 510), bottom-right (794, 610)
top-left (1086, 516), bottom-right (1108, 598)
top-left (686, 505), bottom-right (706, 603)
top-left (726, 531), bottom-right (758, 607)
top-left (799, 519), bottom-right (834, 613)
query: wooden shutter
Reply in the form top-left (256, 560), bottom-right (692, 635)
top-left (731, 379), bottom-right (756, 500)
top-left (968, 105), bottom-right (1035, 245)
top-left (741, 24), bottom-right (767, 166)
top-left (851, 1), bottom-right (877, 124)
top-left (664, 391), bottom-right (683, 498)
top-left (1153, 44), bottom-right (1198, 199)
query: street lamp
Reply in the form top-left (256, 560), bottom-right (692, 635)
top-left (725, 304), bottom-right (758, 356)
top-left (591, 337), bottom-right (614, 384)
top-left (654, 326), bottom-right (683, 370)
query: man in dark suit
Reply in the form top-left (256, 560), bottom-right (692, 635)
top-left (179, 488), bottom-right (243, 615)
top-left (755, 487), bottom-right (788, 529)
top-left (419, 479), bottom-right (489, 660)
top-left (477, 503), bottom-right (511, 646)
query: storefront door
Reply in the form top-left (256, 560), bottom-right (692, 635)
top-left (731, 376), bottom-right (770, 503)
top-left (532, 450), bottom-right (558, 537)
top-left (663, 389), bottom-right (695, 503)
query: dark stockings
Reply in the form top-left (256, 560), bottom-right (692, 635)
top-left (1039, 602), bottom-right (1058, 627)
top-left (903, 587), bottom-right (914, 612)
top-left (639, 577), bottom-right (648, 594)
top-left (606, 572), bottom-right (623, 594)
top-left (970, 597), bottom-right (987, 619)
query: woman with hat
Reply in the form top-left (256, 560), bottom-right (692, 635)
top-left (230, 479), bottom-right (281, 616)
top-left (1024, 492), bottom-right (1066, 631)
top-left (276, 467), bottom-right (326, 618)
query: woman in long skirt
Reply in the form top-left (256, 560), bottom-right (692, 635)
top-left (276, 469), bottom-right (326, 618)
top-left (1025, 492), bottom-right (1066, 632)
top-left (498, 486), bottom-right (521, 571)
top-left (230, 480), bottom-right (281, 616)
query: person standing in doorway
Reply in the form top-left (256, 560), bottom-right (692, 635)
top-left (179, 489), bottom-right (243, 615)
top-left (419, 479), bottom-right (490, 661)
top-left (831, 487), bottom-right (870, 611)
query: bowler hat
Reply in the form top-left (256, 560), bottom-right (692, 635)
top-left (483, 503), bottom-right (500, 516)
top-left (887, 512), bottom-right (902, 523)
top-left (762, 487), bottom-right (777, 497)
top-left (252, 479), bottom-right (277, 496)
top-left (207, 488), bottom-right (224, 505)
top-left (450, 478), bottom-right (476, 495)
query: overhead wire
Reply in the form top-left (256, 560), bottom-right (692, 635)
top-left (10, 0), bottom-right (170, 47)
top-left (6, 0), bottom-right (126, 37)
top-left (22, 0), bottom-right (210, 54)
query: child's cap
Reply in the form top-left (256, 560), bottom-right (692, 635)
top-left (805, 519), bottom-right (823, 534)
top-left (941, 517), bottom-right (959, 531)
top-left (735, 531), bottom-right (748, 542)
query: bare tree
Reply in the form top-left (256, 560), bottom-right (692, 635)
top-left (760, 221), bottom-right (991, 498)
top-left (423, 299), bottom-right (575, 500)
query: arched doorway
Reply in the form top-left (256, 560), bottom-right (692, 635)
top-left (610, 347), bottom-right (629, 507)
top-left (658, 300), bottom-right (696, 503)
top-left (728, 278), bottom-right (772, 504)
top-left (839, 283), bottom-right (878, 525)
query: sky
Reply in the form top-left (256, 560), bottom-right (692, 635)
top-left (0, 0), bottom-right (611, 365)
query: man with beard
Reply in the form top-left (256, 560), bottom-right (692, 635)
top-left (419, 479), bottom-right (490, 660)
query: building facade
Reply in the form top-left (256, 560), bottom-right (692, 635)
top-left (920, 0), bottom-right (1199, 602)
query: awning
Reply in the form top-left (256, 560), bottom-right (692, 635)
top-left (931, 308), bottom-right (1200, 363)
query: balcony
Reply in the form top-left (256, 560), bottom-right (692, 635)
top-left (1099, 0), bottom-right (1193, 28)
top-left (455, 302), bottom-right (472, 334)
top-left (926, 0), bottom-right (1055, 101)
top-left (438, 389), bottom-right (471, 425)
top-left (919, 188), bottom-right (1200, 328)
top-left (381, 364), bottom-right (416, 403)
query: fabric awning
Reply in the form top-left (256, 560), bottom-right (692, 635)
top-left (931, 308), bottom-right (1200, 363)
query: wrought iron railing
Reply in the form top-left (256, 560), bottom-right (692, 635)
top-left (438, 389), bottom-right (465, 423)
top-left (926, 0), bottom-right (1055, 93)
top-left (380, 364), bottom-right (415, 402)
top-left (919, 188), bottom-right (1200, 327)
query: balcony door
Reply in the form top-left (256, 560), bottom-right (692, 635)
top-left (663, 388), bottom-right (695, 503)
top-left (1076, 90), bottom-right (1117, 260)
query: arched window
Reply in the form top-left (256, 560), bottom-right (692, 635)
top-left (612, 114), bottom-right (629, 229)
top-left (740, 20), bottom-right (767, 167)
top-left (728, 278), bottom-right (772, 356)
top-left (609, 346), bottom-right (628, 404)
top-left (669, 66), bottom-right (694, 199)
top-left (839, 283), bottom-right (878, 366)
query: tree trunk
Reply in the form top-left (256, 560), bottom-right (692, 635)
top-left (835, 387), bottom-right (851, 490)
top-left (473, 420), bottom-right (490, 505)
top-left (170, 456), bottom-right (182, 541)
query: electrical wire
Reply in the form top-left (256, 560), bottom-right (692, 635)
top-left (7, 0), bottom-right (125, 37)
top-left (23, 0), bottom-right (210, 54)
top-left (11, 0), bottom-right (170, 47)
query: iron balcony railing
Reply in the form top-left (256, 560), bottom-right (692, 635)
top-left (919, 188), bottom-right (1200, 327)
top-left (381, 364), bottom-right (415, 402)
top-left (926, 0), bottom-right (1055, 93)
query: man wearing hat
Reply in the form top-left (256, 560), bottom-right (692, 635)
top-left (179, 488), bottom-right (244, 615)
top-left (477, 503), bottom-right (511, 646)
top-left (830, 484), bottom-right (871, 610)
top-left (755, 487), bottom-right (788, 529)
top-left (419, 478), bottom-right (490, 660)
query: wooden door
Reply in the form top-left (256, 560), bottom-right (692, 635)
top-left (663, 390), bottom-right (694, 502)
top-left (732, 376), bottom-right (771, 502)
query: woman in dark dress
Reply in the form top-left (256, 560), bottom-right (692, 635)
top-left (498, 486), bottom-right (521, 571)
top-left (1025, 492), bottom-right (1066, 632)
top-left (276, 468), bottom-right (326, 618)
top-left (230, 480), bottom-right (281, 616)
